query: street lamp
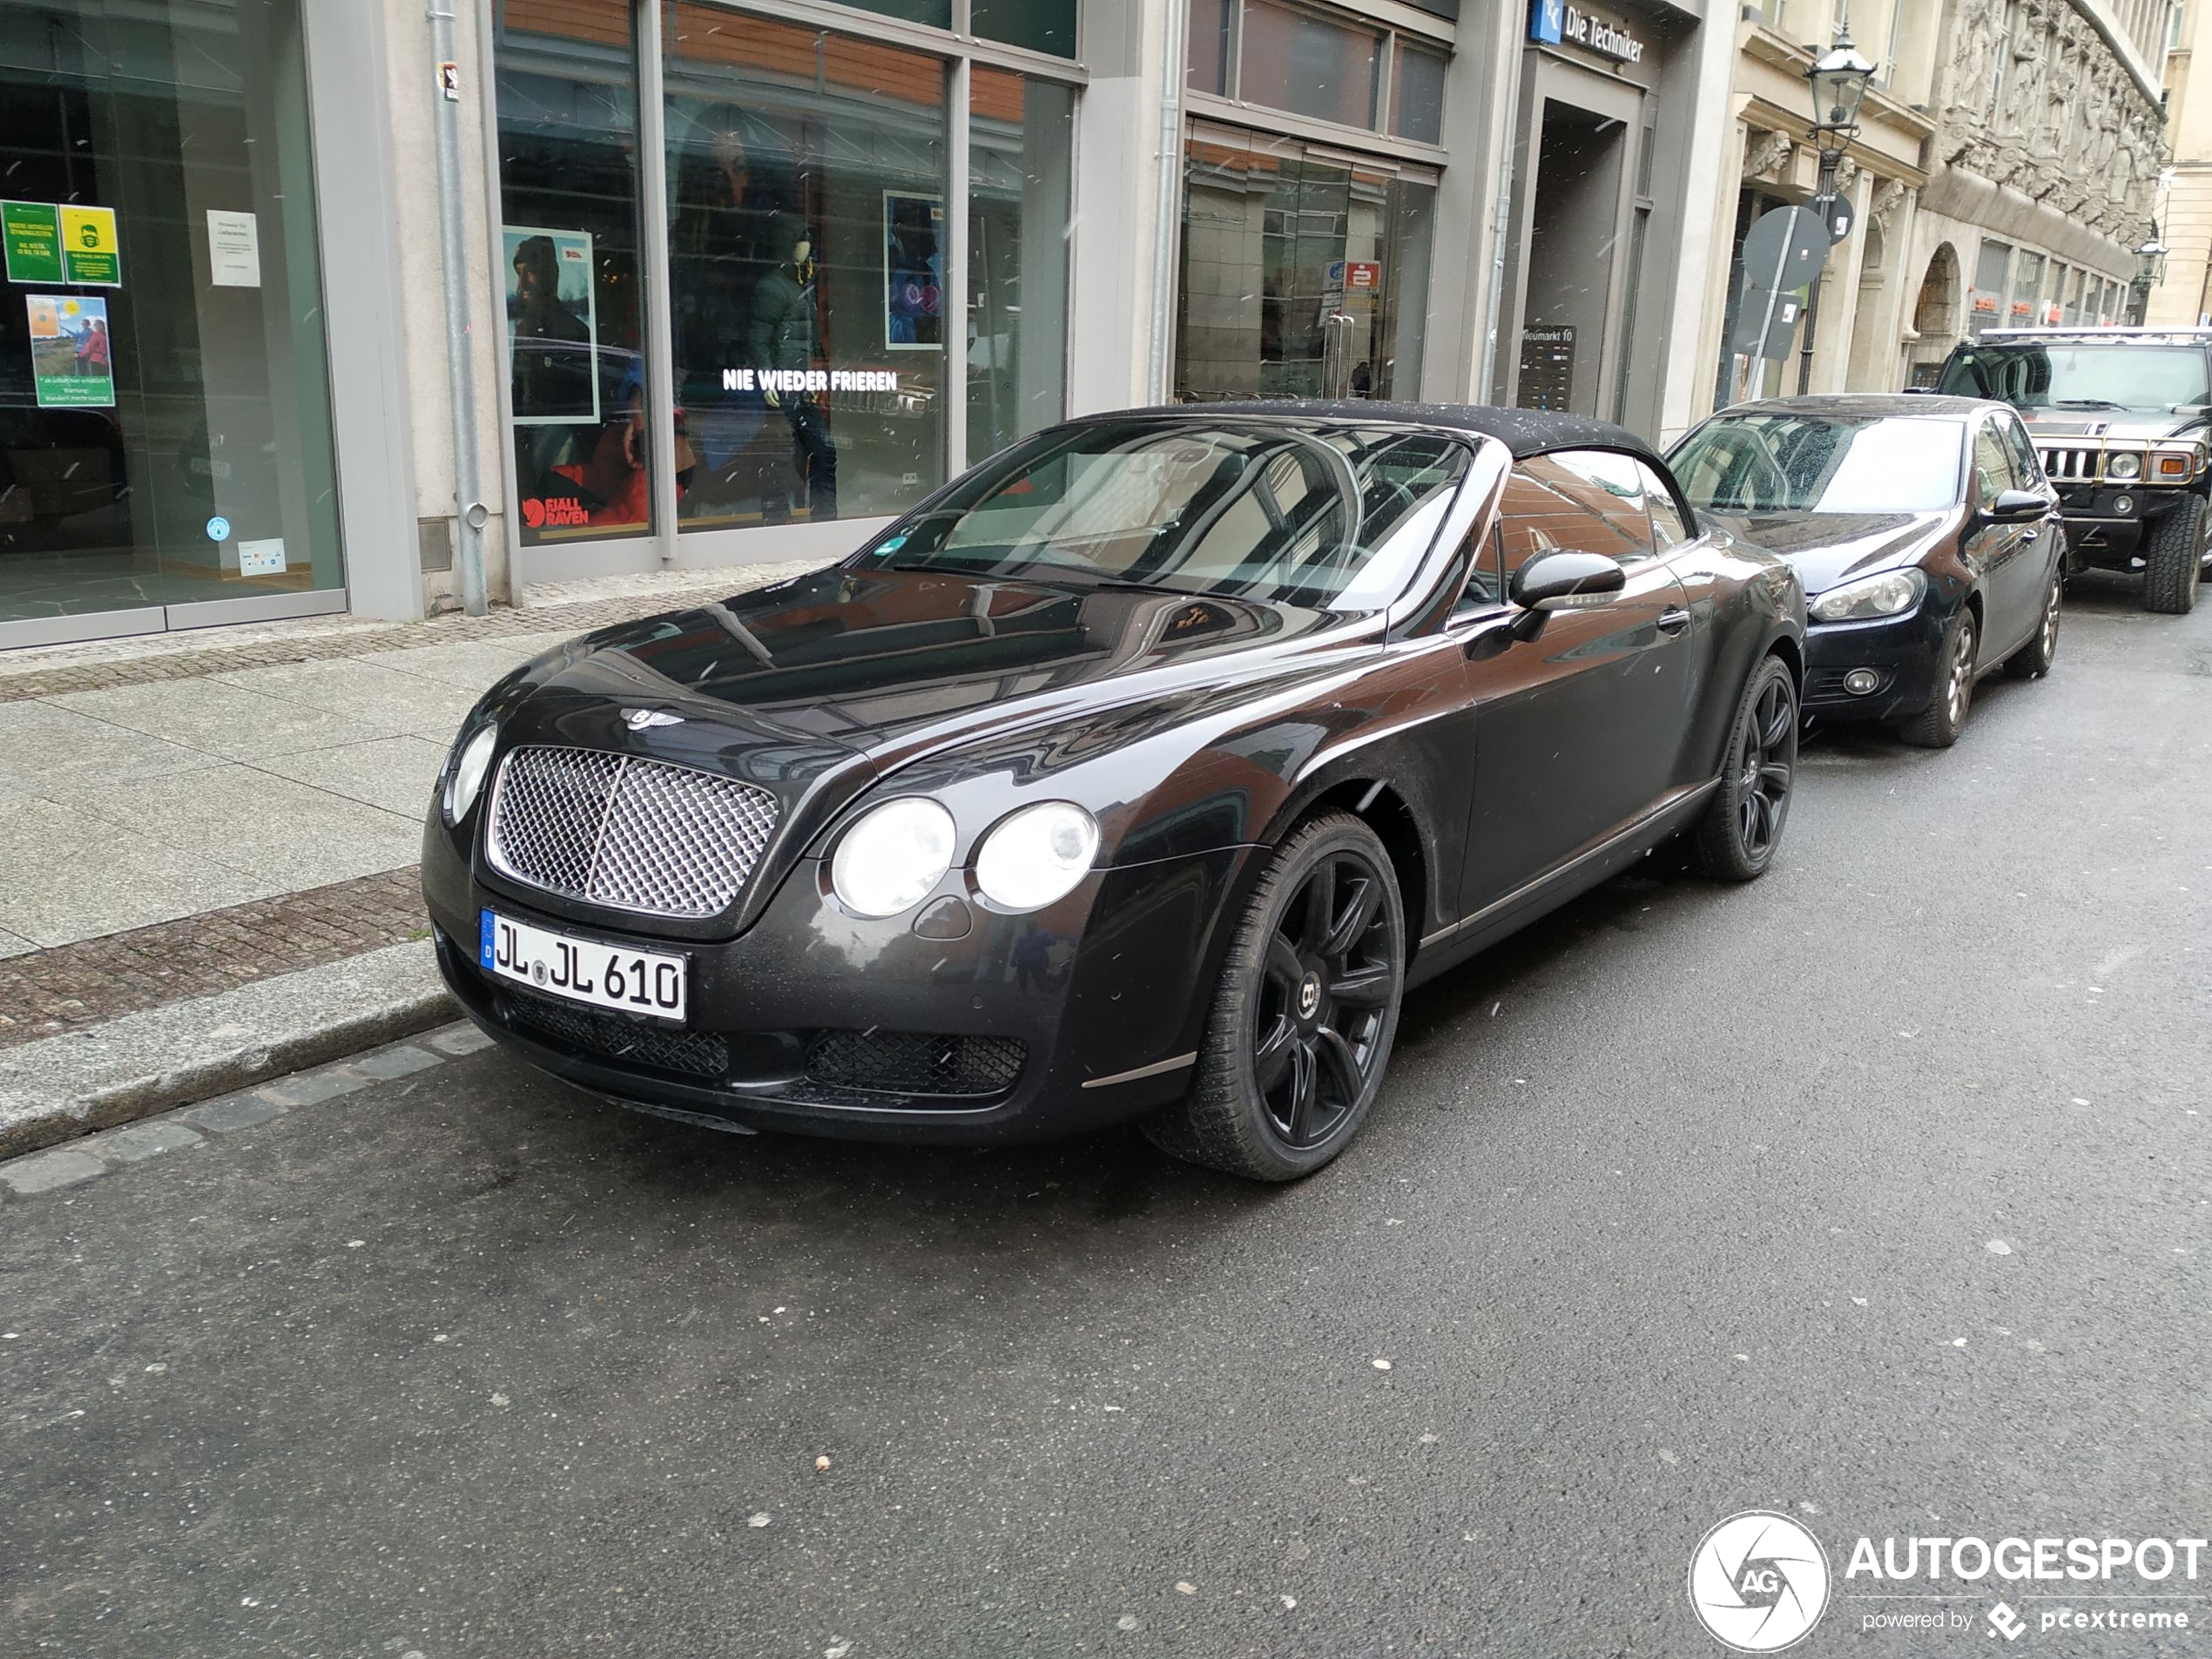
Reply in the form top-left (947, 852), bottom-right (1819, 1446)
top-left (2131, 228), bottom-right (2168, 325)
top-left (1796, 20), bottom-right (1876, 394)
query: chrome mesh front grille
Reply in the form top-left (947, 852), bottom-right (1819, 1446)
top-left (487, 745), bottom-right (778, 919)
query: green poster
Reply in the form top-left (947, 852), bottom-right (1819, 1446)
top-left (3, 201), bottom-right (63, 284)
top-left (26, 293), bottom-right (114, 408)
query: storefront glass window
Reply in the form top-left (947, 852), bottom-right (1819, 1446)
top-left (495, 0), bottom-right (651, 548)
top-left (1969, 238), bottom-right (2012, 340)
top-left (1239, 2), bottom-right (1380, 132)
top-left (1176, 130), bottom-right (1433, 402)
top-left (1188, 0), bottom-right (1232, 93)
top-left (2010, 251), bottom-right (2044, 330)
top-left (835, 0), bottom-right (952, 28)
top-left (1389, 41), bottom-right (1447, 145)
top-left (0, 0), bottom-right (341, 628)
top-left (968, 69), bottom-right (1071, 463)
top-left (664, 8), bottom-right (947, 528)
top-left (972, 0), bottom-right (1076, 59)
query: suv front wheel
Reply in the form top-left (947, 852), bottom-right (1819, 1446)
top-left (2143, 494), bottom-right (2206, 615)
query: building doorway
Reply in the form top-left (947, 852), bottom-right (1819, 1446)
top-left (1505, 71), bottom-right (1642, 419)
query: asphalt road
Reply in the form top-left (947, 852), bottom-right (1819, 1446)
top-left (4, 572), bottom-right (2209, 1659)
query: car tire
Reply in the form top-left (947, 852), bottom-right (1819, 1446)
top-left (2143, 494), bottom-right (2206, 615)
top-left (1142, 813), bottom-right (1405, 1182)
top-left (2006, 569), bottom-right (2062, 680)
top-left (1689, 654), bottom-right (1797, 883)
top-left (1898, 607), bottom-right (1979, 750)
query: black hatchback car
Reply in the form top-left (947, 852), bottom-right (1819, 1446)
top-left (1669, 395), bottom-right (2065, 747)
top-left (424, 405), bottom-right (1804, 1180)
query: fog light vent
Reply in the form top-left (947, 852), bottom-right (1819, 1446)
top-left (1843, 668), bottom-right (1880, 696)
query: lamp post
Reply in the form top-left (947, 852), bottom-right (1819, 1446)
top-left (2133, 228), bottom-right (2168, 324)
top-left (1796, 19), bottom-right (1876, 395)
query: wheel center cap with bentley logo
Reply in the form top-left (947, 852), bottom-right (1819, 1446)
top-left (1298, 973), bottom-right (1323, 1020)
top-left (624, 708), bottom-right (683, 732)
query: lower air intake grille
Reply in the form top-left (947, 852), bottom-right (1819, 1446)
top-left (508, 994), bottom-right (730, 1080)
top-left (805, 1030), bottom-right (1027, 1097)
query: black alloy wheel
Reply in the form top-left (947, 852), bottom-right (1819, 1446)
top-left (2006, 570), bottom-right (2062, 680)
top-left (1145, 813), bottom-right (1406, 1181)
top-left (1689, 655), bottom-right (1797, 882)
top-left (1251, 852), bottom-right (1398, 1150)
top-left (1900, 607), bottom-right (1978, 749)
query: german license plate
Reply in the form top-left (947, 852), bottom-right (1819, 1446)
top-left (480, 909), bottom-right (687, 1022)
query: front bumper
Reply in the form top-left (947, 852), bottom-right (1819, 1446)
top-left (1801, 603), bottom-right (1947, 723)
top-left (2055, 484), bottom-right (2189, 565)
top-left (423, 818), bottom-right (1251, 1146)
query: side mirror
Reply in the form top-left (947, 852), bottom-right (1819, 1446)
top-left (1504, 550), bottom-right (1628, 642)
top-left (1986, 489), bottom-right (2048, 523)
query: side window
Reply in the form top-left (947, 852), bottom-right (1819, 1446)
top-left (1971, 425), bottom-right (2011, 508)
top-left (1511, 451), bottom-right (1656, 565)
top-left (1494, 460), bottom-right (1598, 583)
top-left (1457, 522), bottom-right (1506, 610)
top-left (1638, 461), bottom-right (1693, 547)
top-left (2001, 417), bottom-right (2043, 489)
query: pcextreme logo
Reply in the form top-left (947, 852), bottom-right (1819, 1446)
top-left (1689, 1512), bottom-right (1831, 1652)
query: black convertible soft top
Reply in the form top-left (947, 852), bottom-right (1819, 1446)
top-left (1121, 400), bottom-right (1663, 467)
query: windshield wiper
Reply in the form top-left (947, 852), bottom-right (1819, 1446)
top-left (2051, 398), bottom-right (2130, 411)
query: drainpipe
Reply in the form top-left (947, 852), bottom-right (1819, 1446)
top-left (1149, 0), bottom-right (1189, 405)
top-left (1479, 49), bottom-right (1524, 401)
top-left (428, 0), bottom-right (488, 616)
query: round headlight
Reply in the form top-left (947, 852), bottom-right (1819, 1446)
top-left (831, 798), bottom-right (956, 918)
top-left (443, 723), bottom-right (498, 826)
top-left (2107, 452), bottom-right (2142, 481)
top-left (974, 802), bottom-right (1101, 912)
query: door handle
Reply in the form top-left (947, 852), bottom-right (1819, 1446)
top-left (2022, 529), bottom-right (2040, 543)
top-left (1656, 606), bottom-right (1689, 635)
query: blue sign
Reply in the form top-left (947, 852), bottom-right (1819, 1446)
top-left (205, 515), bottom-right (231, 542)
top-left (1531, 0), bottom-right (1565, 44)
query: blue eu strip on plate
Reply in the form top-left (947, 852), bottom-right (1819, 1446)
top-left (479, 908), bottom-right (496, 969)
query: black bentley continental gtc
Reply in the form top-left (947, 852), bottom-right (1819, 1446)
top-left (423, 405), bottom-right (1805, 1180)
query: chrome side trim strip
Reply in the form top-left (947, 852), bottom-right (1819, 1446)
top-left (1420, 779), bottom-right (1722, 951)
top-left (1081, 1052), bottom-right (1200, 1089)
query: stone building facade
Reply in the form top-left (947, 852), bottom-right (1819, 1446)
top-left (1683, 0), bottom-right (2168, 438)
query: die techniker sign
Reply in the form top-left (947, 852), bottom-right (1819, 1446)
top-left (1530, 0), bottom-right (1648, 66)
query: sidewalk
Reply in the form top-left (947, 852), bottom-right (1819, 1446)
top-left (0, 559), bottom-right (826, 1158)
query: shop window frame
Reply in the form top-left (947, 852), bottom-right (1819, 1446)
top-left (480, 0), bottom-right (1087, 578)
top-left (1187, 0), bottom-right (1453, 161)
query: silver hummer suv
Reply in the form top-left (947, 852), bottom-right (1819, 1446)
top-left (1933, 327), bottom-right (2212, 614)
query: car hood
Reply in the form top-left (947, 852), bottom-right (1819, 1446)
top-left (2017, 408), bottom-right (2209, 442)
top-left (1702, 510), bottom-right (1953, 596)
top-left (492, 565), bottom-right (1372, 840)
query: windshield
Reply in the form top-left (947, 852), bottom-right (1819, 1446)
top-left (851, 420), bottom-right (1471, 609)
top-left (1670, 414), bottom-right (1965, 515)
top-left (1937, 343), bottom-right (2211, 411)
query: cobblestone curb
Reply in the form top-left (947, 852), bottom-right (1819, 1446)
top-left (0, 1022), bottom-right (493, 1197)
top-left (0, 940), bottom-right (455, 1161)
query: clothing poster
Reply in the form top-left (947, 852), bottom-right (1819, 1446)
top-left (882, 192), bottom-right (943, 349)
top-left (503, 226), bottom-right (599, 424)
top-left (26, 293), bottom-right (114, 408)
